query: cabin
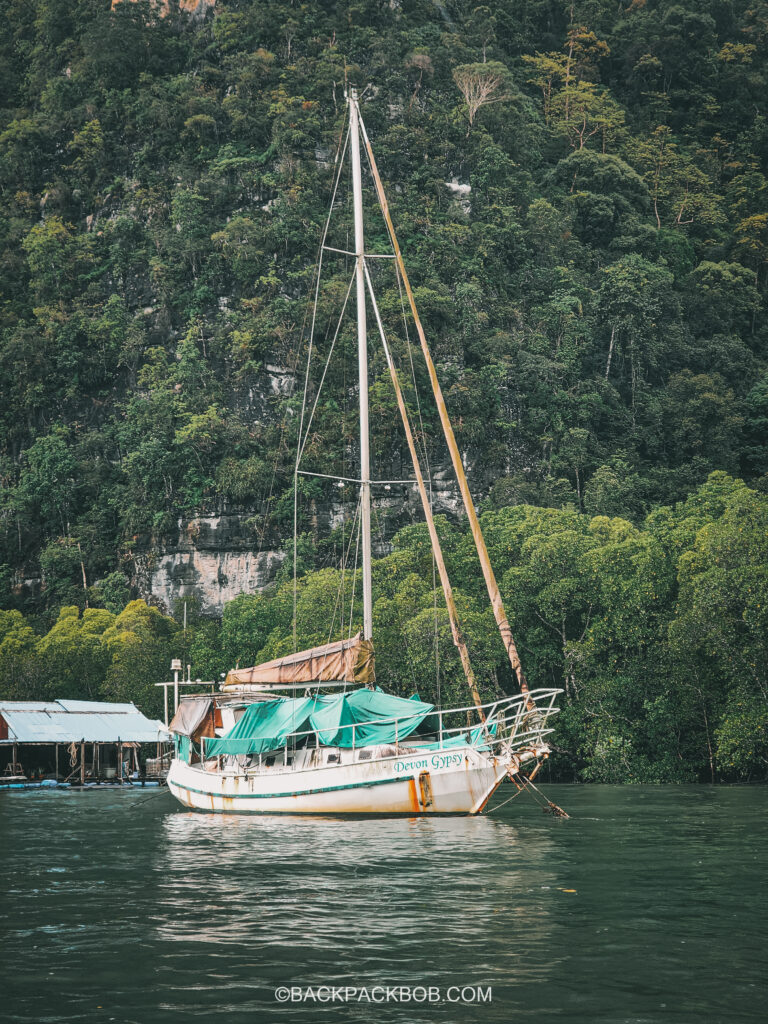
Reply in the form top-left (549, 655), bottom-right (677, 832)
top-left (0, 700), bottom-right (170, 787)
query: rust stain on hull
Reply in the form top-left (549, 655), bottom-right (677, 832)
top-left (418, 771), bottom-right (434, 811)
top-left (408, 777), bottom-right (420, 813)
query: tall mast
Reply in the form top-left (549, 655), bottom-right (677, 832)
top-left (349, 91), bottom-right (373, 641)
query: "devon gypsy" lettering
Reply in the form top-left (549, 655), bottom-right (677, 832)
top-left (393, 753), bottom-right (463, 773)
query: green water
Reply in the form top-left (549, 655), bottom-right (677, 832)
top-left (0, 785), bottom-right (764, 1023)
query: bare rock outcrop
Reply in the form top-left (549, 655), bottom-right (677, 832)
top-left (133, 515), bottom-right (284, 616)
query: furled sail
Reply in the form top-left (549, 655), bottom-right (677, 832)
top-left (222, 633), bottom-right (375, 689)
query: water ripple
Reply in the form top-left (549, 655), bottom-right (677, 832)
top-left (1, 785), bottom-right (766, 1022)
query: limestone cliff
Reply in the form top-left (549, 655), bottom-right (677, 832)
top-left (130, 464), bottom-right (465, 617)
top-left (111, 0), bottom-right (216, 17)
top-left (133, 515), bottom-right (284, 616)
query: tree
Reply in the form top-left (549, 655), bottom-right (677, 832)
top-left (14, 428), bottom-right (78, 540)
top-left (90, 571), bottom-right (132, 615)
top-left (405, 52), bottom-right (433, 109)
top-left (553, 79), bottom-right (626, 152)
top-left (36, 606), bottom-right (114, 700)
top-left (453, 61), bottom-right (512, 129)
top-left (742, 374), bottom-right (768, 477)
top-left (598, 255), bottom-right (675, 412)
top-left (584, 463), bottom-right (645, 520)
top-left (0, 118), bottom-right (49, 190)
top-left (669, 487), bottom-right (768, 779)
top-left (220, 587), bottom-right (294, 670)
top-left (661, 372), bottom-right (743, 473)
top-left (503, 524), bottom-right (598, 698)
top-left (629, 127), bottom-right (725, 230)
top-left (467, 6), bottom-right (497, 63)
top-left (0, 610), bottom-right (40, 700)
top-left (733, 213), bottom-right (768, 287)
top-left (523, 31), bottom-right (624, 152)
top-left (684, 261), bottom-right (760, 336)
top-left (39, 538), bottom-right (88, 610)
top-left (101, 600), bottom-right (178, 718)
top-left (21, 217), bottom-right (75, 303)
top-left (547, 149), bottom-right (649, 245)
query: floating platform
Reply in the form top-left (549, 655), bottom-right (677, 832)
top-left (0, 778), bottom-right (165, 791)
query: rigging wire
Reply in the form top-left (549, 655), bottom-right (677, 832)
top-left (296, 119), bottom-right (351, 459)
top-left (326, 495), bottom-right (361, 645)
top-left (259, 115), bottom-right (349, 562)
top-left (339, 236), bottom-right (349, 644)
top-left (370, 501), bottom-right (420, 694)
top-left (296, 270), bottom-right (356, 464)
top-left (293, 116), bottom-right (351, 653)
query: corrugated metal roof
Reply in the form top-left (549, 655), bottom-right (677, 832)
top-left (0, 701), bottom-right (61, 712)
top-left (56, 700), bottom-right (140, 714)
top-left (0, 700), bottom-right (168, 744)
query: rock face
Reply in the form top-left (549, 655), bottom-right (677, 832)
top-left (130, 461), bottom-right (469, 616)
top-left (134, 516), bottom-right (285, 617)
top-left (178, 0), bottom-right (216, 16)
top-left (111, 0), bottom-right (216, 17)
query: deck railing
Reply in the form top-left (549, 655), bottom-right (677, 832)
top-left (199, 687), bottom-right (561, 767)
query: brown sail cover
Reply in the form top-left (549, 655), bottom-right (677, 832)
top-left (223, 633), bottom-right (375, 688)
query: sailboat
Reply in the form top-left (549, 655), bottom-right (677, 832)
top-left (166, 91), bottom-right (562, 816)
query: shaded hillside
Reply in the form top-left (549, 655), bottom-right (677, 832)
top-left (1, 0), bottom-right (767, 615)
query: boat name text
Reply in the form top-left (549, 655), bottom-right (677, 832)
top-left (393, 753), bottom-right (463, 773)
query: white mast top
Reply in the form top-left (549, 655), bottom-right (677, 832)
top-left (349, 91), bottom-right (373, 641)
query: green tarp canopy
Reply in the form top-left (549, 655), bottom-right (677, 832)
top-left (203, 689), bottom-right (436, 757)
top-left (311, 689), bottom-right (434, 747)
top-left (204, 697), bottom-right (320, 757)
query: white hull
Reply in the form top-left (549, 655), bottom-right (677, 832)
top-left (167, 745), bottom-right (536, 816)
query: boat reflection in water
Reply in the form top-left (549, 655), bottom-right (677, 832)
top-left (152, 807), bottom-right (559, 977)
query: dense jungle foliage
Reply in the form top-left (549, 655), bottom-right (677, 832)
top-left (1, 1), bottom-right (767, 780)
